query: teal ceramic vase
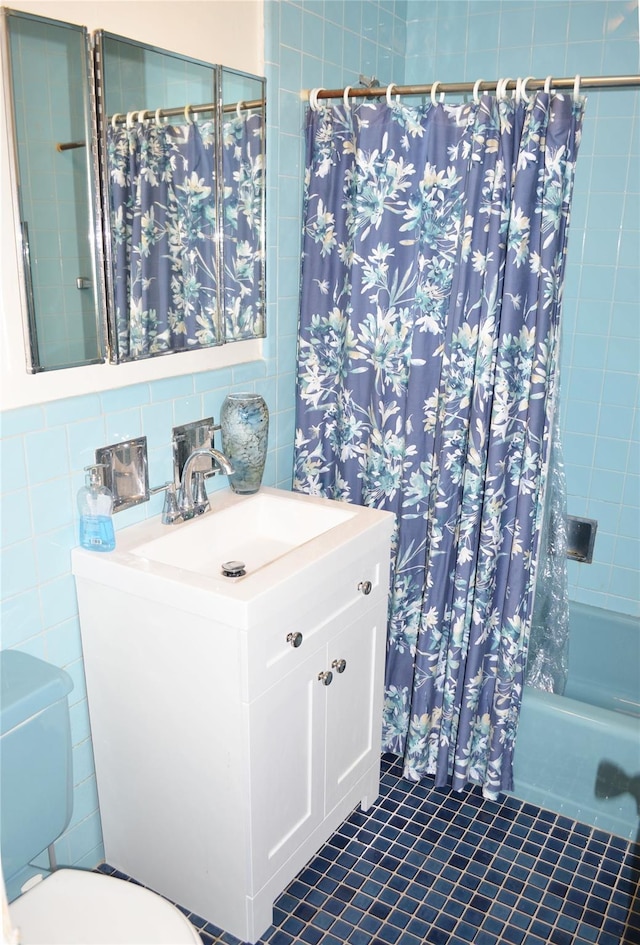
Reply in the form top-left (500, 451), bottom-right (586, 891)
top-left (220, 393), bottom-right (269, 494)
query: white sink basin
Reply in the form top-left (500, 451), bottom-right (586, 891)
top-left (72, 487), bottom-right (394, 627)
top-left (132, 490), bottom-right (354, 579)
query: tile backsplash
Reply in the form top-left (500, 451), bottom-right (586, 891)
top-left (0, 363), bottom-right (278, 868)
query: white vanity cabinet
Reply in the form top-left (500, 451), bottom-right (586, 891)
top-left (248, 590), bottom-right (386, 900)
top-left (72, 488), bottom-right (394, 944)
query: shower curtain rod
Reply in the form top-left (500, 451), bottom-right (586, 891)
top-left (310, 73), bottom-right (640, 100)
top-left (107, 97), bottom-right (265, 126)
top-left (58, 98), bottom-right (265, 150)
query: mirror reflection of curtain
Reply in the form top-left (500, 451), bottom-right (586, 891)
top-left (222, 110), bottom-right (265, 340)
top-left (107, 119), bottom-right (220, 360)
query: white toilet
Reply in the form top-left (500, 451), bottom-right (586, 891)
top-left (0, 650), bottom-right (202, 945)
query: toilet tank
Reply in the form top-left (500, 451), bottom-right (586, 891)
top-left (0, 651), bottom-right (74, 897)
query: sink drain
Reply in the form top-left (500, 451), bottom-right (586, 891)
top-left (221, 560), bottom-right (246, 578)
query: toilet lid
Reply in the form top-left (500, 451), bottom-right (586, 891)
top-left (10, 869), bottom-right (203, 945)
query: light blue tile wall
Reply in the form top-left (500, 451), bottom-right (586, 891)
top-left (0, 362), bottom-right (279, 870)
top-left (0, 0), bottom-right (408, 873)
top-left (2, 0), bottom-right (636, 874)
top-left (405, 0), bottom-right (639, 616)
top-left (264, 0), bottom-right (407, 485)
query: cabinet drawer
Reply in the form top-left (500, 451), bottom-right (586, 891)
top-left (240, 536), bottom-right (390, 701)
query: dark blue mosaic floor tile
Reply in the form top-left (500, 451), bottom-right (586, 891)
top-left (424, 929), bottom-right (448, 945)
top-left (97, 756), bottom-right (635, 945)
top-left (347, 931), bottom-right (371, 945)
top-left (433, 916), bottom-right (459, 940)
top-left (501, 924), bottom-right (526, 944)
top-left (482, 915), bottom-right (505, 935)
top-left (310, 911), bottom-right (334, 931)
top-left (405, 917), bottom-right (429, 939)
top-left (529, 919), bottom-right (553, 939)
top-left (281, 916), bottom-right (304, 937)
top-left (474, 932), bottom-right (498, 945)
top-left (269, 931), bottom-right (293, 945)
top-left (456, 921), bottom-right (479, 942)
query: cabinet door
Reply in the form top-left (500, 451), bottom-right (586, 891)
top-left (324, 608), bottom-right (386, 814)
top-left (248, 648), bottom-right (325, 892)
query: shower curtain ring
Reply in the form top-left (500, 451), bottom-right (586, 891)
top-left (472, 78), bottom-right (484, 103)
top-left (520, 77), bottom-right (534, 104)
top-left (309, 88), bottom-right (325, 111)
top-left (155, 107), bottom-right (164, 125)
top-left (111, 113), bottom-right (123, 130)
top-left (343, 86), bottom-right (352, 109)
top-left (497, 77), bottom-right (512, 100)
top-left (184, 104), bottom-right (195, 123)
top-left (386, 83), bottom-right (400, 106)
top-left (573, 74), bottom-right (581, 101)
top-left (430, 81), bottom-right (444, 106)
top-left (515, 77), bottom-right (523, 104)
top-left (236, 100), bottom-right (245, 118)
top-left (126, 111), bottom-right (136, 130)
top-left (138, 109), bottom-right (150, 124)
top-left (544, 75), bottom-right (553, 95)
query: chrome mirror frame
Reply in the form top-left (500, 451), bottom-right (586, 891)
top-left (94, 30), bottom-right (224, 364)
top-left (220, 65), bottom-right (267, 344)
top-left (1, 6), bottom-right (107, 373)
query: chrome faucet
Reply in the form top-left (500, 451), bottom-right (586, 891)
top-left (176, 447), bottom-right (234, 520)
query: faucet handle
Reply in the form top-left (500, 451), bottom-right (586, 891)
top-left (161, 484), bottom-right (181, 525)
top-left (193, 471), bottom-right (210, 515)
top-left (150, 480), bottom-right (180, 524)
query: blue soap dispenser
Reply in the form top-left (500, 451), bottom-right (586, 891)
top-left (78, 464), bottom-right (116, 552)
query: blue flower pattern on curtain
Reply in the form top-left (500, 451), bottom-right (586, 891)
top-left (222, 110), bottom-right (265, 341)
top-left (294, 93), bottom-right (583, 798)
top-left (107, 120), bottom-right (219, 360)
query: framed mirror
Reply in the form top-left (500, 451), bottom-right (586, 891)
top-left (96, 31), bottom-right (222, 363)
top-left (220, 67), bottom-right (266, 342)
top-left (2, 14), bottom-right (267, 377)
top-left (1, 8), bottom-right (105, 372)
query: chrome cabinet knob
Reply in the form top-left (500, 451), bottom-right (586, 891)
top-left (287, 631), bottom-right (303, 648)
top-left (358, 580), bottom-right (372, 595)
top-left (318, 670), bottom-right (333, 686)
top-left (331, 658), bottom-right (347, 674)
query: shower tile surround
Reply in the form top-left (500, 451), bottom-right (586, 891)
top-left (0, 0), bottom-right (637, 885)
top-left (98, 755), bottom-right (639, 945)
top-left (403, 0), bottom-right (639, 617)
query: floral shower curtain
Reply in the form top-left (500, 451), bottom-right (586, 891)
top-left (294, 91), bottom-right (584, 798)
top-left (222, 109), bottom-right (265, 341)
top-left (107, 119), bottom-right (219, 360)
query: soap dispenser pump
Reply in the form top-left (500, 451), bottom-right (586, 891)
top-left (78, 464), bottom-right (116, 552)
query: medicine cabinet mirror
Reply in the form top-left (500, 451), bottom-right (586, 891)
top-left (2, 10), bottom-right (266, 374)
top-left (2, 8), bottom-right (105, 372)
top-left (220, 66), bottom-right (266, 343)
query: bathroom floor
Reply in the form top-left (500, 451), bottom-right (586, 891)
top-left (98, 754), bottom-right (639, 945)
